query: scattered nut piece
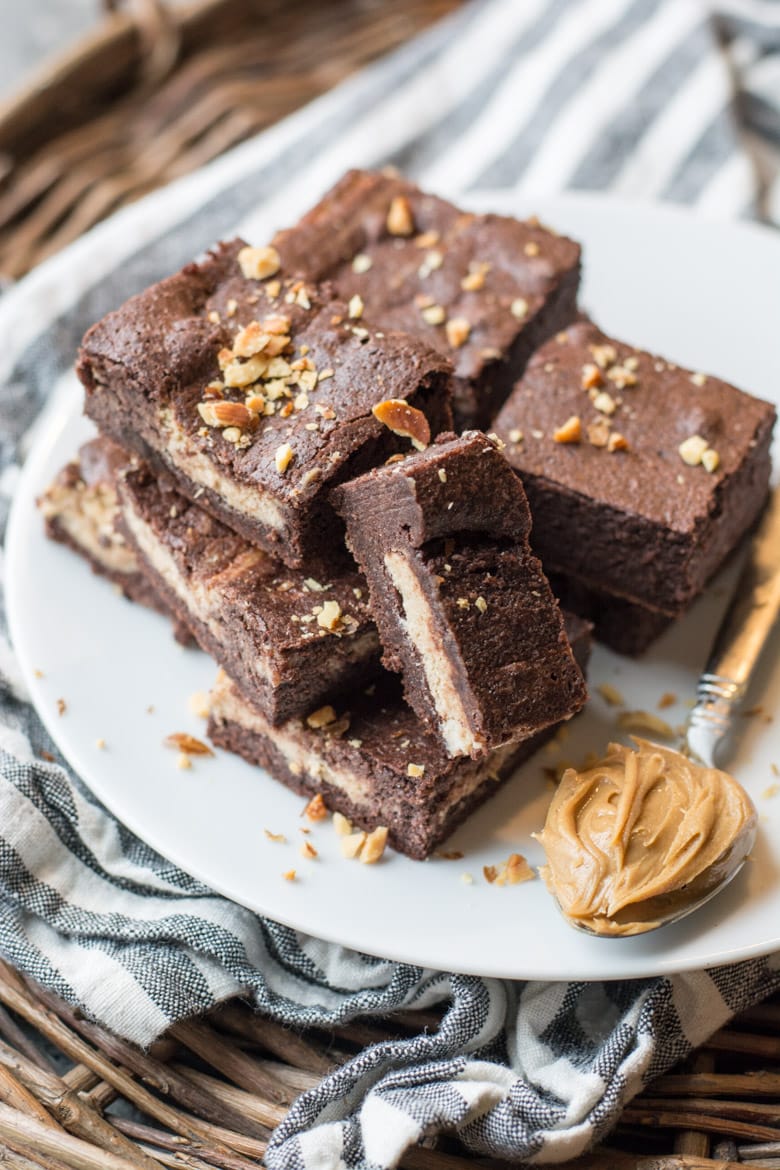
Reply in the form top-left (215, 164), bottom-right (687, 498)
top-left (238, 245), bottom-right (280, 280)
top-left (510, 298), bottom-right (529, 320)
top-left (445, 316), bottom-right (471, 349)
top-left (386, 195), bottom-right (414, 236)
top-left (589, 343), bottom-right (617, 370)
top-left (701, 448), bottom-right (720, 473)
top-left (414, 229), bottom-right (440, 248)
top-left (658, 692), bottom-right (677, 710)
top-left (508, 428), bottom-right (524, 444)
top-left (690, 372), bottom-right (707, 387)
top-left (553, 415), bottom-right (582, 444)
top-left (616, 710), bottom-right (676, 739)
top-left (361, 826), bottom-right (389, 864)
top-left (593, 391), bottom-right (617, 416)
top-left (407, 763), bottom-right (425, 778)
top-left (304, 793), bottom-right (328, 821)
top-left (607, 432), bottom-right (629, 452)
top-left (606, 366), bottom-right (637, 389)
top-left (95, 738), bottom-right (106, 750)
top-left (438, 468), bottom-right (447, 483)
top-left (56, 699), bottom-right (67, 717)
top-left (316, 600), bottom-right (342, 631)
top-left (461, 269), bottom-right (485, 292)
top-left (597, 683), bottom-right (625, 707)
top-left (176, 753), bottom-right (192, 771)
top-left (461, 872), bottom-right (474, 885)
top-left (421, 304), bottom-right (446, 326)
top-left (198, 400), bottom-right (255, 428)
top-left (348, 294), bottom-right (364, 319)
top-left (333, 811), bottom-right (352, 836)
top-left (340, 831), bottom-right (367, 860)
top-left (275, 443), bottom-right (294, 474)
top-left (372, 399), bottom-right (430, 451)
top-left (456, 597), bottom-right (470, 609)
top-left (586, 419), bottom-right (610, 448)
top-left (306, 705), bottom-right (337, 729)
top-left (483, 865), bottom-right (498, 884)
top-left (679, 434), bottom-right (709, 467)
top-left (524, 241), bottom-right (540, 257)
top-left (282, 869), bottom-right (297, 882)
top-left (164, 733), bottom-right (214, 756)
top-left (300, 840), bottom-right (318, 860)
top-left (495, 853), bottom-right (535, 886)
top-left (352, 253), bottom-right (372, 274)
top-left (265, 829), bottom-right (287, 843)
top-left (475, 596), bottom-right (488, 614)
top-left (581, 363), bottom-right (602, 390)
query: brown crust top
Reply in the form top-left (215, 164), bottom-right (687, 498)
top-left (493, 318), bottom-right (776, 533)
top-left (272, 169), bottom-right (581, 385)
top-left (78, 238), bottom-right (453, 509)
top-left (332, 431), bottom-right (531, 546)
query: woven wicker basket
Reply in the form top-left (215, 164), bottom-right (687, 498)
top-left (2, 3), bottom-right (780, 1166)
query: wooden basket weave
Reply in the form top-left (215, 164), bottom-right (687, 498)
top-left (0, 0), bottom-right (460, 280)
top-left (3, 3), bottom-right (780, 1165)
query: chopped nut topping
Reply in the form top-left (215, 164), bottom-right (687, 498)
top-left (164, 733), bottom-right (214, 756)
top-left (316, 600), bottom-right (342, 631)
top-left (508, 428), bottom-right (523, 444)
top-left (221, 427), bottom-right (242, 444)
top-left (414, 229), bottom-right (440, 248)
top-left (348, 294), bottom-right (364, 319)
top-left (306, 705), bottom-right (336, 729)
top-left (597, 683), bottom-right (625, 707)
top-left (589, 343), bottom-right (617, 369)
top-left (340, 832), bottom-right (367, 860)
top-left (437, 468), bottom-right (447, 483)
top-left (304, 793), bottom-right (328, 820)
top-left (607, 432), bottom-right (629, 453)
top-left (352, 253), bottom-right (372, 274)
top-left (510, 297), bottom-right (529, 320)
top-left (265, 829), bottom-right (286, 843)
top-left (553, 416), bottom-right (582, 444)
top-left (606, 366), bottom-right (637, 389)
top-left (57, 698), bottom-right (67, 717)
top-left (461, 265), bottom-right (487, 292)
top-left (421, 303), bottom-right (446, 326)
top-left (96, 738), bottom-right (106, 750)
top-left (445, 316), bottom-right (471, 349)
top-left (372, 398), bottom-right (430, 451)
top-left (407, 763), bottom-right (425, 778)
top-left (690, 372), bottom-right (707, 386)
top-left (592, 390), bottom-right (617, 416)
top-left (624, 355), bottom-right (640, 371)
top-left (176, 753), bottom-right (192, 771)
top-left (189, 691), bottom-right (210, 720)
top-left (617, 710), bottom-right (676, 739)
top-left (581, 363), bottom-right (602, 390)
top-left (701, 448), bottom-right (720, 473)
top-left (198, 400), bottom-right (255, 429)
top-left (275, 443), bottom-right (294, 474)
top-left (456, 597), bottom-right (470, 609)
top-left (282, 869), bottom-right (297, 882)
top-left (238, 245), bottom-right (280, 281)
top-left (586, 419), bottom-right (610, 448)
top-left (418, 250), bottom-right (444, 278)
top-left (386, 195), bottom-right (414, 236)
top-left (333, 811), bottom-right (352, 836)
top-left (361, 826), bottom-right (389, 864)
top-left (483, 865), bottom-right (498, 884)
top-left (475, 596), bottom-right (488, 614)
top-left (300, 840), bottom-right (318, 860)
top-left (524, 241), bottom-right (540, 257)
top-left (678, 434), bottom-right (709, 466)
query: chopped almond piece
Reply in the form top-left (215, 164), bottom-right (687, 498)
top-left (361, 826), bottom-right (389, 864)
top-left (372, 399), bottom-right (430, 452)
top-left (300, 840), bottom-right (318, 860)
top-left (306, 705), bottom-right (336, 729)
top-left (553, 416), bottom-right (582, 444)
top-left (304, 793), bottom-right (328, 821)
top-left (581, 363), bottom-right (602, 390)
top-left (607, 432), bottom-right (629, 452)
top-left (386, 195), bottom-right (414, 236)
top-left (238, 245), bottom-right (281, 280)
top-left (445, 317), bottom-right (471, 349)
top-left (597, 683), bottom-right (625, 707)
top-left (407, 763), bottom-right (425, 778)
top-left (264, 829), bottom-right (287, 843)
top-left (316, 600), bottom-right (342, 631)
top-left (164, 733), bottom-right (214, 756)
top-left (340, 832), bottom-right (367, 859)
top-left (275, 443), bottom-right (294, 474)
top-left (333, 811), bottom-right (352, 836)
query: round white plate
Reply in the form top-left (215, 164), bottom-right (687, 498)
top-left (7, 193), bottom-right (780, 981)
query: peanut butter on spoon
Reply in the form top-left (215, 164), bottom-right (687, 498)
top-left (535, 738), bottom-right (757, 937)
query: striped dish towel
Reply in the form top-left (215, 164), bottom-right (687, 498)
top-left (1, 2), bottom-right (779, 1166)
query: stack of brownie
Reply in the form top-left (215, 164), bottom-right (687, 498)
top-left (40, 168), bottom-right (774, 856)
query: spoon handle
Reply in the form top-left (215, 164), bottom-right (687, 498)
top-left (686, 484), bottom-right (780, 765)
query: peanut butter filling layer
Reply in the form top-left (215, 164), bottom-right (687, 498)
top-left (536, 738), bottom-right (756, 936)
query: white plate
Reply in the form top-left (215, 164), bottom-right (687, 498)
top-left (7, 193), bottom-right (780, 981)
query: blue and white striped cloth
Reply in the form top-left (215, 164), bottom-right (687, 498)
top-left (1, 2), bottom-right (779, 1166)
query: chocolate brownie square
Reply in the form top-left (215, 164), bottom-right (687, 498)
top-left (207, 615), bottom-right (592, 860)
top-left (332, 432), bottom-right (587, 758)
top-left (38, 437), bottom-right (192, 644)
top-left (118, 463), bottom-right (380, 725)
top-left (492, 318), bottom-right (775, 613)
top-left (272, 169), bottom-right (581, 430)
top-left (78, 238), bottom-right (452, 569)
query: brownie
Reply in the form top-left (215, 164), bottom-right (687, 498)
top-left (545, 572), bottom-right (675, 657)
top-left (492, 318), bottom-right (776, 613)
top-left (332, 432), bottom-right (587, 757)
top-left (118, 463), bottom-right (380, 725)
top-left (272, 169), bottom-right (581, 430)
top-left (208, 614), bottom-right (592, 860)
top-left (77, 238), bottom-right (453, 569)
top-left (38, 438), bottom-right (192, 644)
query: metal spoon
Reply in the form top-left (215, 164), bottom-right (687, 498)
top-left (557, 483), bottom-right (780, 938)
